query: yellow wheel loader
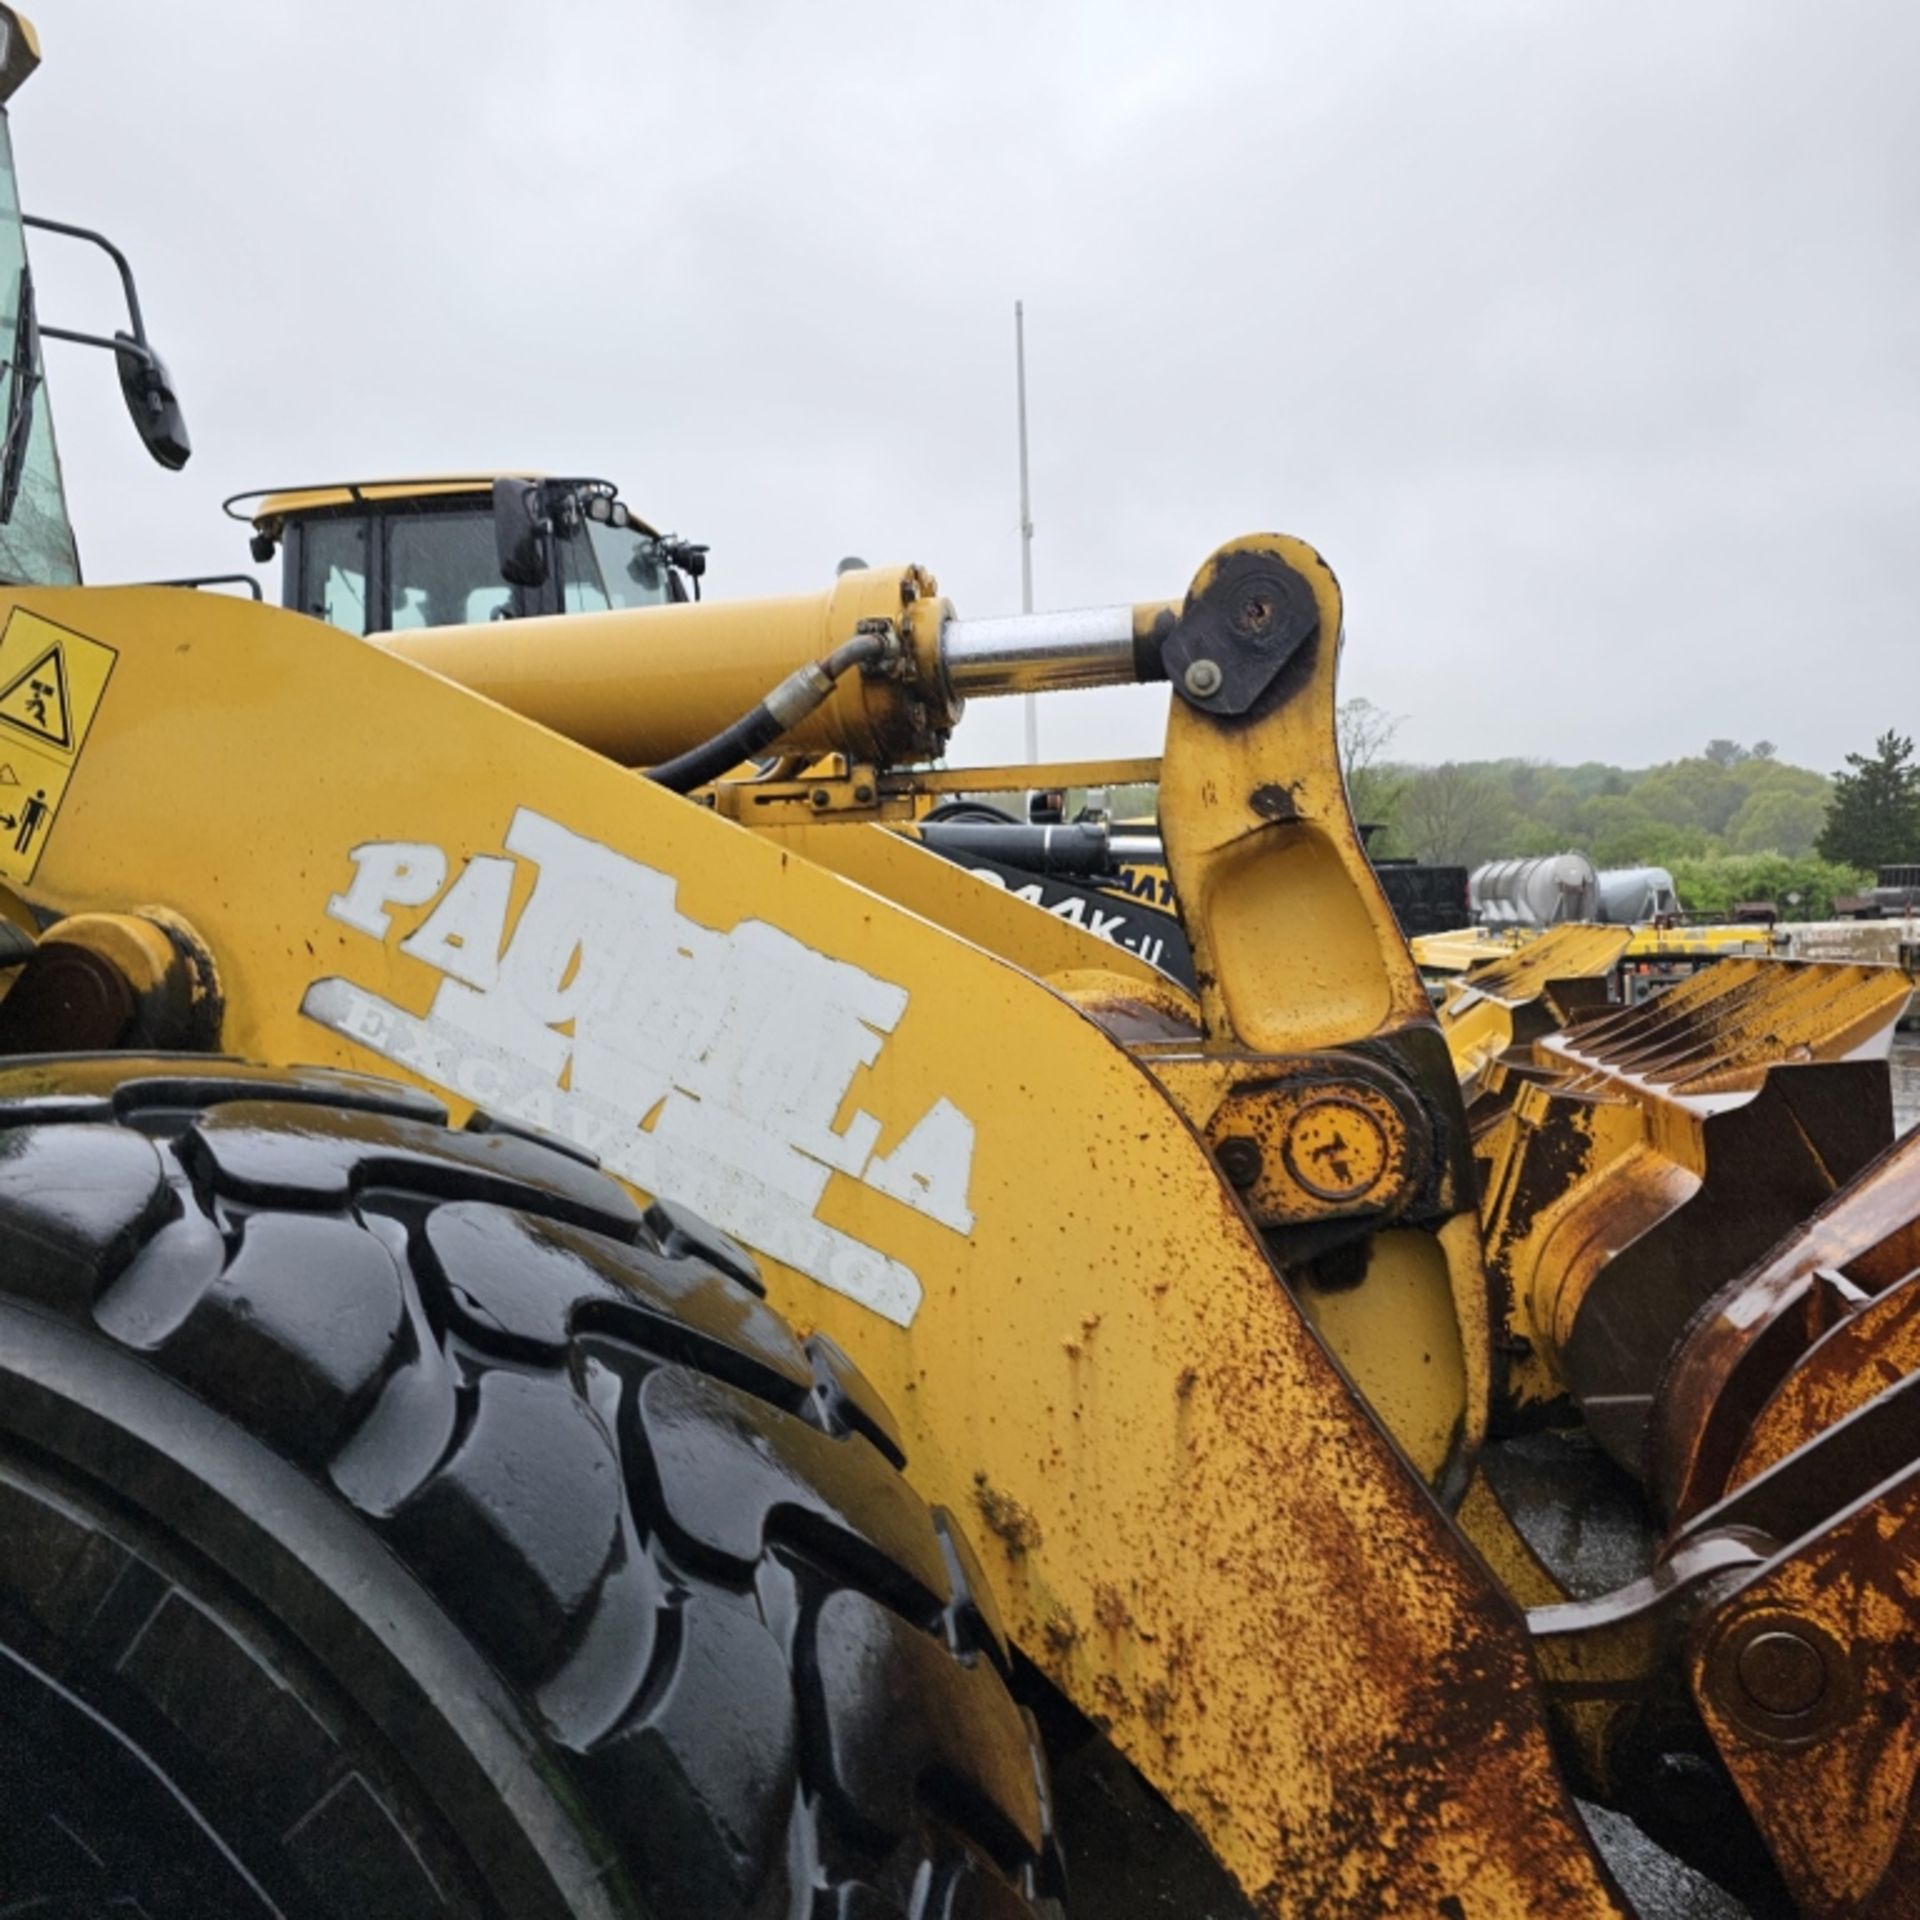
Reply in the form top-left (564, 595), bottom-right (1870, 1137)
top-left (4, 17), bottom-right (1920, 1918)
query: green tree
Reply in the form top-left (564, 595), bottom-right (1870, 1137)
top-left (1504, 759), bottom-right (1549, 814)
top-left (1581, 796), bottom-right (1663, 867)
top-left (1337, 698), bottom-right (1406, 839)
top-left (1725, 785), bottom-right (1827, 857)
top-left (1817, 732), bottom-right (1920, 871)
top-left (1504, 818), bottom-right (1580, 857)
top-left (1395, 764), bottom-right (1513, 866)
top-left (1635, 758), bottom-right (1745, 838)
top-left (1668, 854), bottom-right (1871, 921)
top-left (1585, 807), bottom-right (1707, 867)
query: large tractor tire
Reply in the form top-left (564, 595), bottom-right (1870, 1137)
top-left (0, 1056), bottom-right (1061, 1920)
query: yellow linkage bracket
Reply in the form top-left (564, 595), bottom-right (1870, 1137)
top-left (1147, 534), bottom-right (1496, 1491)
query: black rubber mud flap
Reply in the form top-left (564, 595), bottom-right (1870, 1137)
top-left (0, 1055), bottom-right (1063, 1919)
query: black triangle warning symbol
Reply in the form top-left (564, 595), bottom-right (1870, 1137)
top-left (0, 643), bottom-right (71, 749)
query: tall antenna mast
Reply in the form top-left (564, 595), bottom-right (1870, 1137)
top-left (1015, 299), bottom-right (1038, 763)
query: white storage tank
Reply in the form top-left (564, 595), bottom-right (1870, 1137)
top-left (1470, 853), bottom-right (1600, 927)
top-left (1595, 865), bottom-right (1680, 923)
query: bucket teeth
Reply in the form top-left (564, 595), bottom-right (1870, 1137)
top-left (1550, 958), bottom-right (1912, 1098)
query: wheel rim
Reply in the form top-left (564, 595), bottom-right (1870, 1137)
top-left (0, 1633), bottom-right (284, 1918)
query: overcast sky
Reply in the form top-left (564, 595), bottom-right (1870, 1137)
top-left (15, 1), bottom-right (1918, 771)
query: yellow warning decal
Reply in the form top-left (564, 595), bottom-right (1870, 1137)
top-left (0, 608), bottom-right (117, 884)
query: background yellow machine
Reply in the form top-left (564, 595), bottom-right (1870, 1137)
top-left (1, 18), bottom-right (1918, 1919)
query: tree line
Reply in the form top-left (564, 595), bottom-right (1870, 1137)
top-left (1337, 704), bottom-right (1920, 920)
top-left (1099, 717), bottom-right (1917, 921)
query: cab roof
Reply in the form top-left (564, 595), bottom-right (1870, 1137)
top-left (224, 474), bottom-right (660, 538)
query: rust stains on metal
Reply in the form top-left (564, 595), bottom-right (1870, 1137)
top-left (1471, 957), bottom-right (1910, 1474)
top-left (1650, 1126), bottom-right (1920, 1523)
top-left (1139, 1048), bottom-right (1436, 1234)
top-left (1690, 1458), bottom-right (1920, 1917)
top-left (1731, 1265), bottom-right (1920, 1489)
top-left (1050, 966), bottom-right (1203, 1045)
top-left (1451, 924), bottom-right (1635, 1010)
top-left (1173, 1319), bottom-right (1625, 1919)
top-left (950, 536), bottom-right (1625, 1910)
top-left (1039, 1599), bottom-right (1084, 1661)
top-left (1550, 956), bottom-right (1912, 1100)
top-left (972, 1469), bottom-right (1043, 1559)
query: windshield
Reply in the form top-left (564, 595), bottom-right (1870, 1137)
top-left (0, 110), bottom-right (77, 585)
top-left (581, 516), bottom-right (674, 612)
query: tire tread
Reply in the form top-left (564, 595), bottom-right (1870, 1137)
top-left (0, 1058), bottom-right (1056, 1919)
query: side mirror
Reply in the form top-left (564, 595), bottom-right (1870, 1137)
top-left (24, 215), bottom-right (193, 473)
top-left (114, 333), bottom-right (189, 471)
top-left (661, 535), bottom-right (709, 602)
top-left (493, 477), bottom-right (549, 588)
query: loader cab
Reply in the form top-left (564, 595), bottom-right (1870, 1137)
top-left (230, 476), bottom-right (706, 637)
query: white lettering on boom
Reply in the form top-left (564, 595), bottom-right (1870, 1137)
top-left (304, 807), bottom-right (976, 1326)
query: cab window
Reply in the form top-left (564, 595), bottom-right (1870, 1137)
top-left (585, 516), bottom-right (677, 611)
top-left (387, 510), bottom-right (511, 628)
top-left (299, 515), bottom-right (370, 634)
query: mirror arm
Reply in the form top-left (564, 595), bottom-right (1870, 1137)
top-left (37, 322), bottom-right (154, 366)
top-left (21, 213), bottom-right (188, 471)
top-left (22, 213), bottom-right (148, 346)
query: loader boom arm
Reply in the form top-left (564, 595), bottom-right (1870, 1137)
top-left (0, 545), bottom-right (1631, 1916)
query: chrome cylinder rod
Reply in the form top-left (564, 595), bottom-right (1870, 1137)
top-left (939, 604), bottom-right (1142, 699)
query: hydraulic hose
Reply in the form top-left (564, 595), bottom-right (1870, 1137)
top-left (645, 630), bottom-right (890, 795)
